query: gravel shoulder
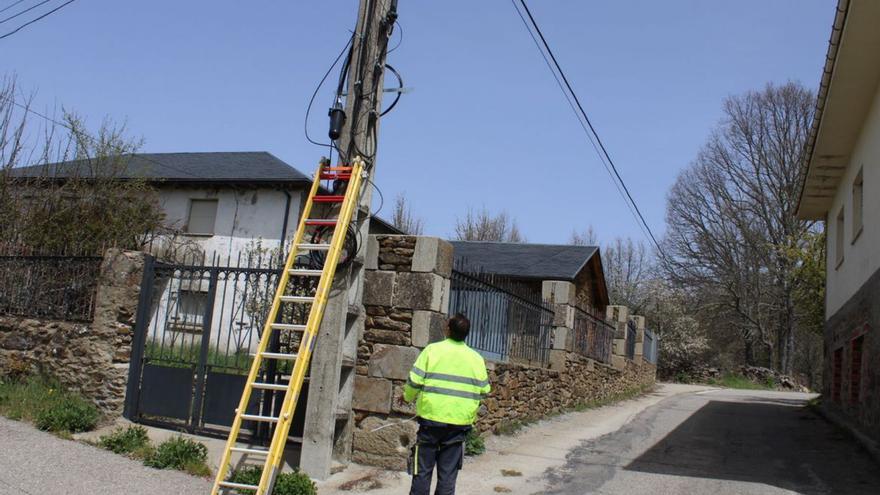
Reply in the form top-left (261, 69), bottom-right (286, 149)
top-left (0, 417), bottom-right (212, 495)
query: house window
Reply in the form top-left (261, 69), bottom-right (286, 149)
top-left (851, 336), bottom-right (864, 405)
top-left (852, 168), bottom-right (864, 243)
top-left (171, 289), bottom-right (208, 332)
top-left (835, 206), bottom-right (845, 268)
top-left (832, 347), bottom-right (843, 403)
top-left (186, 199), bottom-right (218, 235)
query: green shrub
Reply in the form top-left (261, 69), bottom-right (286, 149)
top-left (464, 429), bottom-right (485, 456)
top-left (35, 394), bottom-right (98, 433)
top-left (98, 426), bottom-right (150, 455)
top-left (144, 436), bottom-right (207, 471)
top-left (229, 466), bottom-right (317, 495)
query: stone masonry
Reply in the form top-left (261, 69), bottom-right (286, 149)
top-left (352, 235), bottom-right (453, 469)
top-left (0, 249), bottom-right (146, 416)
top-left (350, 236), bottom-right (657, 471)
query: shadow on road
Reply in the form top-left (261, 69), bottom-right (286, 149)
top-left (625, 399), bottom-right (880, 494)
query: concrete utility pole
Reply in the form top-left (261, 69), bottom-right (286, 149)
top-left (300, 0), bottom-right (398, 479)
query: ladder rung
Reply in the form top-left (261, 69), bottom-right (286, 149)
top-left (230, 446), bottom-right (270, 456)
top-left (305, 219), bottom-right (338, 226)
top-left (251, 382), bottom-right (289, 391)
top-left (320, 173), bottom-right (351, 180)
top-left (261, 352), bottom-right (298, 361)
top-left (280, 296), bottom-right (314, 304)
top-left (288, 268), bottom-right (323, 277)
top-left (312, 195), bottom-right (346, 203)
top-left (219, 481), bottom-right (260, 491)
top-left (241, 414), bottom-right (280, 423)
top-left (270, 323), bottom-right (307, 332)
top-left (297, 243), bottom-right (330, 251)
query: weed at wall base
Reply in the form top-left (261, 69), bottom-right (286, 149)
top-left (0, 376), bottom-right (99, 434)
top-left (229, 466), bottom-right (317, 495)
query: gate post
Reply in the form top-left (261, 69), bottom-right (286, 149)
top-left (190, 267), bottom-right (220, 429)
top-left (124, 254), bottom-right (156, 420)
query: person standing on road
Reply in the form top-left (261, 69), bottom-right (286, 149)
top-left (404, 313), bottom-right (491, 495)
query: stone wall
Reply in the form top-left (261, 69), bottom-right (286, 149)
top-left (823, 264), bottom-right (880, 444)
top-left (350, 236), bottom-right (657, 471)
top-left (0, 249), bottom-right (145, 416)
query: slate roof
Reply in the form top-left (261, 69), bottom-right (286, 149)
top-left (449, 241), bottom-right (600, 281)
top-left (11, 152), bottom-right (311, 184)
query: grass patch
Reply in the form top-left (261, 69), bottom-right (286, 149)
top-left (144, 436), bottom-right (210, 476)
top-left (229, 466), bottom-right (317, 495)
top-left (464, 429), bottom-right (485, 456)
top-left (0, 376), bottom-right (98, 434)
top-left (570, 385), bottom-right (652, 413)
top-left (500, 469), bottom-right (522, 477)
top-left (98, 425), bottom-right (150, 455)
top-left (706, 373), bottom-right (774, 390)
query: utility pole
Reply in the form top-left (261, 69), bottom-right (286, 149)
top-left (300, 0), bottom-right (398, 479)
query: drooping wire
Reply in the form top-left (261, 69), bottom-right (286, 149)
top-left (512, 0), bottom-right (663, 253)
top-left (0, 0), bottom-right (78, 40)
top-left (303, 33), bottom-right (355, 157)
top-left (380, 64), bottom-right (403, 117)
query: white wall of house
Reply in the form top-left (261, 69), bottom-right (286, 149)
top-left (826, 85), bottom-right (880, 317)
top-left (158, 186), bottom-right (305, 259)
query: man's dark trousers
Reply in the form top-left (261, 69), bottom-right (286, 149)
top-left (409, 418), bottom-right (470, 495)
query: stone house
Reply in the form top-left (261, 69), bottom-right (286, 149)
top-left (796, 0), bottom-right (880, 446)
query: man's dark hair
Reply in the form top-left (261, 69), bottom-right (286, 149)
top-left (448, 313), bottom-right (471, 341)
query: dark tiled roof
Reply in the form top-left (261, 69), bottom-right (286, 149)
top-left (11, 152), bottom-right (311, 184)
top-left (450, 241), bottom-right (599, 281)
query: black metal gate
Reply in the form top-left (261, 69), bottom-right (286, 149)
top-left (124, 254), bottom-right (314, 442)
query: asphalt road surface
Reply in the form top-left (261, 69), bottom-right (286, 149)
top-left (541, 388), bottom-right (880, 495)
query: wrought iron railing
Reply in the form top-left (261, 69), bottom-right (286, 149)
top-left (625, 319), bottom-right (637, 360)
top-left (0, 254), bottom-right (103, 322)
top-left (643, 328), bottom-right (658, 364)
top-left (449, 262), bottom-right (554, 367)
top-left (572, 306), bottom-right (614, 364)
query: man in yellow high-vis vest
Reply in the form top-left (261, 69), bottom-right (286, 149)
top-left (404, 313), bottom-right (490, 495)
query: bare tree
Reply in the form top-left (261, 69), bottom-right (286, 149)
top-left (569, 226), bottom-right (598, 246)
top-left (391, 192), bottom-right (424, 235)
top-left (454, 207), bottom-right (525, 242)
top-left (663, 82), bottom-right (815, 374)
top-left (0, 75), bottom-right (165, 254)
top-left (603, 237), bottom-right (649, 312)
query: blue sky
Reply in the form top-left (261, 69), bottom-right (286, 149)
top-left (3, 0), bottom-right (834, 244)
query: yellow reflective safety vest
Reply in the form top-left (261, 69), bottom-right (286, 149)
top-left (403, 338), bottom-right (491, 426)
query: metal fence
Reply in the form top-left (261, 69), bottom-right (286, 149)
top-left (0, 254), bottom-right (103, 322)
top-left (126, 251), bottom-right (317, 439)
top-left (625, 319), bottom-right (637, 360)
top-left (572, 306), bottom-right (615, 364)
top-left (643, 328), bottom-right (658, 364)
top-left (449, 264), bottom-right (554, 367)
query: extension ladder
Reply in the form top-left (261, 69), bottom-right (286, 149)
top-left (212, 157), bottom-right (365, 494)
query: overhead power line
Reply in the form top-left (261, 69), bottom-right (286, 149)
top-left (0, 0), bottom-right (28, 15)
top-left (0, 0), bottom-right (77, 40)
top-left (511, 0), bottom-right (663, 253)
top-left (0, 0), bottom-right (52, 24)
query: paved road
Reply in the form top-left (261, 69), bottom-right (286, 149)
top-left (541, 388), bottom-right (880, 495)
top-left (0, 417), bottom-right (212, 495)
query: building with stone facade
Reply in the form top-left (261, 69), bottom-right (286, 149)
top-left (797, 0), bottom-right (880, 447)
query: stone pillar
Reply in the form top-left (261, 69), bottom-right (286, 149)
top-left (606, 305), bottom-right (629, 371)
top-left (542, 280), bottom-right (576, 371)
top-left (630, 315), bottom-right (646, 361)
top-left (351, 235), bottom-right (452, 470)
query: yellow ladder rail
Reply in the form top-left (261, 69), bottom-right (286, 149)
top-left (211, 157), bottom-right (365, 495)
